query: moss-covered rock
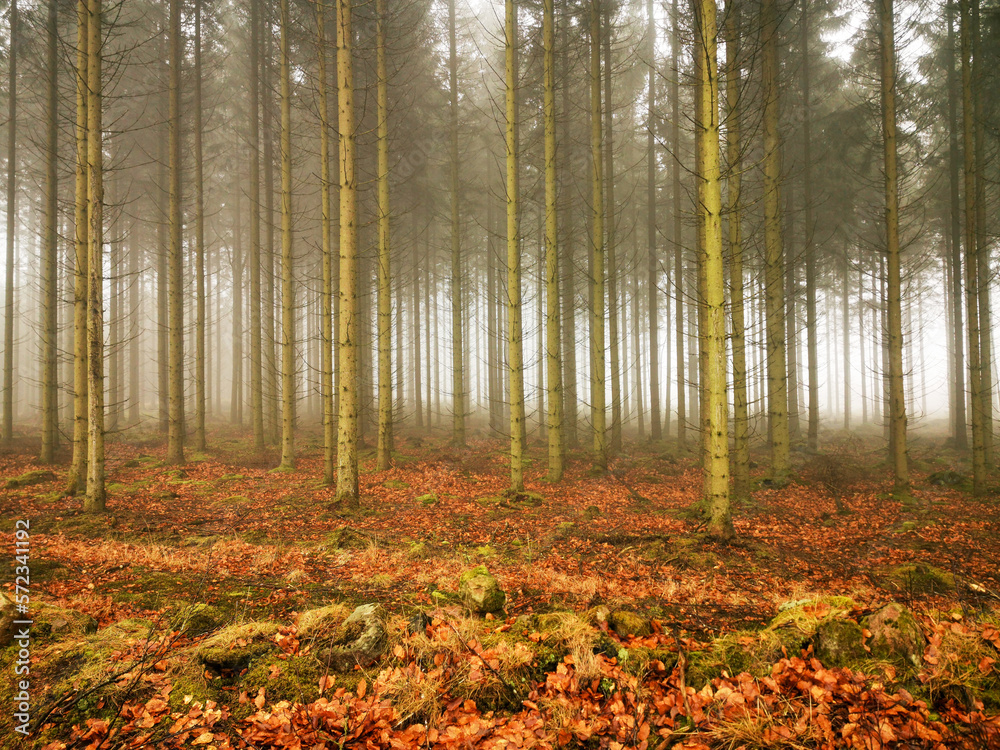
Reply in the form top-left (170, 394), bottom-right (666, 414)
top-left (607, 610), bottom-right (652, 638)
top-left (196, 621), bottom-right (279, 672)
top-left (459, 565), bottom-right (506, 614)
top-left (687, 628), bottom-right (806, 689)
top-left (31, 603), bottom-right (98, 641)
top-left (769, 596), bottom-right (857, 635)
top-left (296, 603), bottom-right (350, 644)
top-left (813, 618), bottom-right (866, 667)
top-left (315, 603), bottom-right (387, 672)
top-left (5, 469), bottom-right (57, 489)
top-left (170, 603), bottom-right (225, 636)
top-left (863, 602), bottom-right (924, 668)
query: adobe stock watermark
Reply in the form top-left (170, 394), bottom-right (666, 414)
top-left (11, 520), bottom-right (32, 737)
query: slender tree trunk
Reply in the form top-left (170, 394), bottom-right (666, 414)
top-left (84, 0), bottom-right (105, 512)
top-left (726, 0), bottom-right (749, 501)
top-left (603, 4), bottom-right (621, 455)
top-left (128, 220), bottom-right (139, 425)
top-left (590, 0), bottom-right (607, 470)
top-left (506, 0), bottom-right (525, 492)
top-left (40, 0), bottom-right (58, 462)
top-left (843, 247), bottom-right (851, 429)
top-left (646, 0), bottom-right (660, 442)
top-left (762, 0), bottom-right (789, 484)
top-left (376, 0), bottom-right (393, 470)
top-left (542, 0), bottom-right (563, 480)
top-left (880, 0), bottom-right (907, 491)
top-left (276, 0), bottom-right (295, 471)
top-left (946, 1), bottom-right (966, 449)
top-left (694, 0), bottom-right (732, 540)
top-left (672, 0), bottom-right (684, 445)
top-left (801, 0), bottom-right (819, 451)
top-left (317, 0), bottom-right (335, 482)
top-left (231, 186), bottom-right (244, 425)
top-left (166, 0), bottom-right (185, 465)
top-left (971, 0), bottom-right (991, 465)
top-left (414, 238), bottom-right (424, 429)
top-left (69, 0), bottom-right (88, 493)
top-left (960, 0), bottom-right (985, 493)
top-left (263, 26), bottom-right (279, 447)
top-left (560, 19), bottom-right (577, 448)
top-left (2, 0), bottom-right (16, 443)
top-left (336, 0), bottom-right (360, 506)
top-left (448, 0), bottom-right (465, 446)
top-left (193, 0), bottom-right (207, 451)
top-left (248, 0), bottom-right (264, 450)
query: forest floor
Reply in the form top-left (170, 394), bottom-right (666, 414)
top-left (2, 423), bottom-right (1000, 748)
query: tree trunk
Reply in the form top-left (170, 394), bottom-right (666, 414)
top-left (166, 0), bottom-right (185, 465)
top-left (248, 0), bottom-right (264, 451)
top-left (542, 0), bottom-right (563, 481)
top-left (694, 0), bottom-right (732, 540)
top-left (376, 0), bottom-right (393, 471)
top-left (2, 0), bottom-right (16, 443)
top-left (336, 0), bottom-right (360, 506)
top-left (84, 0), bottom-right (105, 512)
top-left (960, 0), bottom-right (985, 494)
top-left (801, 0), bottom-right (819, 451)
top-left (762, 0), bottom-right (789, 484)
top-left (725, 0), bottom-right (749, 501)
top-left (603, 4), bottom-right (621, 455)
top-left (68, 0), bottom-right (89, 493)
top-left (318, 0), bottom-right (335, 482)
top-left (672, 0), bottom-right (684, 445)
top-left (590, 0), bottom-right (607, 470)
top-left (646, 0), bottom-right (660, 442)
top-left (506, 0), bottom-right (525, 492)
top-left (40, 0), bottom-right (58, 462)
top-left (946, 1), bottom-right (966, 449)
top-left (277, 0), bottom-right (295, 471)
top-left (448, 0), bottom-right (465, 446)
top-left (193, 0), bottom-right (207, 452)
top-left (231, 186), bottom-right (244, 425)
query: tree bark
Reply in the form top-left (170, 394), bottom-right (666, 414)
top-left (376, 0), bottom-right (393, 471)
top-left (193, 0), bottom-right (207, 452)
top-left (336, 0), bottom-right (360, 506)
top-left (40, 0), bottom-right (58, 462)
top-left (448, 0), bottom-right (465, 446)
top-left (277, 0), bottom-right (295, 471)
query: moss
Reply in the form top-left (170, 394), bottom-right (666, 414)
top-left (687, 628), bottom-right (806, 689)
top-left (171, 603), bottom-right (225, 636)
top-left (417, 493), bottom-right (439, 506)
top-left (769, 596), bottom-right (857, 634)
top-left (615, 645), bottom-right (678, 676)
top-left (325, 527), bottom-right (368, 550)
top-left (583, 505), bottom-right (601, 520)
top-left (383, 479), bottom-right (409, 490)
top-left (607, 611), bottom-right (652, 638)
top-left (5, 469), bottom-right (57, 489)
top-left (235, 653), bottom-right (324, 719)
top-left (196, 621), bottom-right (279, 673)
top-left (813, 619), bottom-right (866, 667)
top-left (884, 564), bottom-right (955, 595)
top-left (862, 603), bottom-right (924, 669)
top-left (297, 603), bottom-right (350, 643)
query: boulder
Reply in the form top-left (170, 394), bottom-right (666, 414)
top-left (459, 565), bottom-right (506, 614)
top-left (317, 603), bottom-right (387, 672)
top-left (863, 602), bottom-right (924, 668)
top-left (607, 610), bottom-right (652, 638)
top-left (813, 618), bottom-right (866, 667)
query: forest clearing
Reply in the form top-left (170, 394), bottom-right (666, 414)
top-left (2, 426), bottom-right (1000, 748)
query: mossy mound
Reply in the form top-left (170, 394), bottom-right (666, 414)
top-left (863, 603), bottom-right (925, 669)
top-left (459, 565), bottom-right (506, 614)
top-left (687, 628), bottom-right (807, 689)
top-left (884, 564), bottom-right (955, 595)
top-left (296, 603), bottom-right (350, 643)
top-left (5, 469), bottom-right (57, 489)
top-left (196, 621), bottom-right (279, 673)
top-left (170, 603), bottom-right (225, 636)
top-left (769, 596), bottom-right (858, 634)
top-left (607, 610), bottom-right (652, 638)
top-left (813, 618), bottom-right (866, 667)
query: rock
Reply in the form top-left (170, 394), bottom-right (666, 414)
top-left (927, 470), bottom-right (969, 488)
top-left (317, 604), bottom-right (387, 672)
top-left (459, 565), bottom-right (506, 614)
top-left (297, 603), bottom-right (349, 642)
top-left (197, 621), bottom-right (279, 672)
top-left (31, 603), bottom-right (98, 640)
top-left (813, 619), bottom-right (866, 667)
top-left (0, 592), bottom-right (16, 646)
top-left (607, 610), bottom-right (652, 638)
top-left (863, 602), bottom-right (924, 668)
top-left (170, 603), bottom-right (224, 636)
top-left (407, 612), bottom-right (432, 636)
